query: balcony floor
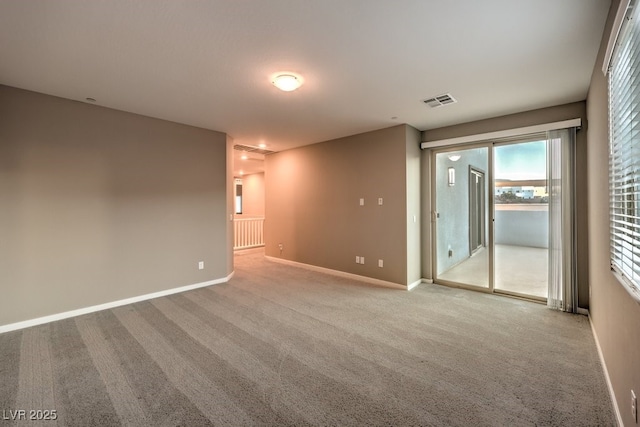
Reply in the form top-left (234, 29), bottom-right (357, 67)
top-left (437, 244), bottom-right (548, 299)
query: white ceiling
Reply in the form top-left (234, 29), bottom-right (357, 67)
top-left (0, 1), bottom-right (610, 176)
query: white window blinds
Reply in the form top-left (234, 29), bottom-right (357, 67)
top-left (609, 0), bottom-right (640, 302)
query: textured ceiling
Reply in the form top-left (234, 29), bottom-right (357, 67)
top-left (0, 0), bottom-right (610, 175)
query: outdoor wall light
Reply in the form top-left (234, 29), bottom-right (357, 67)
top-left (448, 167), bottom-right (455, 186)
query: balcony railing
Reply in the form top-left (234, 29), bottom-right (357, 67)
top-left (234, 217), bottom-right (265, 250)
top-left (494, 204), bottom-right (548, 248)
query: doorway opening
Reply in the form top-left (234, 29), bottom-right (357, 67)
top-left (469, 167), bottom-right (486, 256)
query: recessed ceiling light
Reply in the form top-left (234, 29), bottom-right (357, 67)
top-left (258, 143), bottom-right (267, 148)
top-left (241, 154), bottom-right (248, 160)
top-left (271, 73), bottom-right (303, 92)
top-left (85, 97), bottom-right (96, 103)
top-left (448, 154), bottom-right (461, 161)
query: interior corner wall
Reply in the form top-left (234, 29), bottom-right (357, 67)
top-left (264, 125), bottom-right (410, 286)
top-left (406, 125), bottom-right (422, 286)
top-left (226, 135), bottom-right (235, 276)
top-left (0, 85), bottom-right (229, 328)
top-left (587, 1), bottom-right (640, 425)
top-left (421, 101), bottom-right (589, 309)
top-left (420, 148), bottom-right (433, 280)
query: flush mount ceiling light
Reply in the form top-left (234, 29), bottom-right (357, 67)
top-left (271, 73), bottom-right (303, 92)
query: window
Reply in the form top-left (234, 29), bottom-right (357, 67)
top-left (235, 179), bottom-right (243, 214)
top-left (609, 0), bottom-right (640, 302)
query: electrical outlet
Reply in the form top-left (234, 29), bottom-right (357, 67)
top-left (356, 256), bottom-right (360, 264)
top-left (378, 259), bottom-right (383, 268)
top-left (198, 261), bottom-right (204, 270)
top-left (360, 257), bottom-right (365, 264)
top-left (378, 197), bottom-right (383, 205)
top-left (632, 390), bottom-right (637, 423)
top-left (359, 198), bottom-right (365, 206)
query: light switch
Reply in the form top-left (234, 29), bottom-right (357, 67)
top-left (378, 198), bottom-right (383, 205)
top-left (359, 198), bottom-right (365, 206)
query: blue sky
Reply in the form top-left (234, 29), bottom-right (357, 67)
top-left (494, 140), bottom-right (546, 180)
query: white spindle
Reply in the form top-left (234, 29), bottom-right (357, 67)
top-left (233, 218), bottom-right (265, 250)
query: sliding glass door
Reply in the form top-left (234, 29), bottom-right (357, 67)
top-left (433, 146), bottom-right (490, 289)
top-left (432, 131), bottom-right (576, 306)
top-left (493, 139), bottom-right (548, 300)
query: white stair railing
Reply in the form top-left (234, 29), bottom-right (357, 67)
top-left (234, 217), bottom-right (265, 250)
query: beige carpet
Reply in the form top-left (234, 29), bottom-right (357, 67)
top-left (0, 250), bottom-right (614, 426)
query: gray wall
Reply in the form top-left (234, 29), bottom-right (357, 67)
top-left (422, 102), bottom-right (589, 308)
top-left (0, 85), bottom-right (231, 327)
top-left (264, 124), bottom-right (419, 286)
top-left (588, 1), bottom-right (640, 425)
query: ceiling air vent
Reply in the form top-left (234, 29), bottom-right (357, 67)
top-left (233, 144), bottom-right (275, 155)
top-left (423, 93), bottom-right (457, 108)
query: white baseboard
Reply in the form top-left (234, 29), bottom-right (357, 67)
top-left (422, 278), bottom-right (434, 284)
top-left (407, 279), bottom-right (422, 290)
top-left (0, 272), bottom-right (234, 334)
top-left (589, 315), bottom-right (623, 427)
top-left (265, 256), bottom-right (406, 290)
